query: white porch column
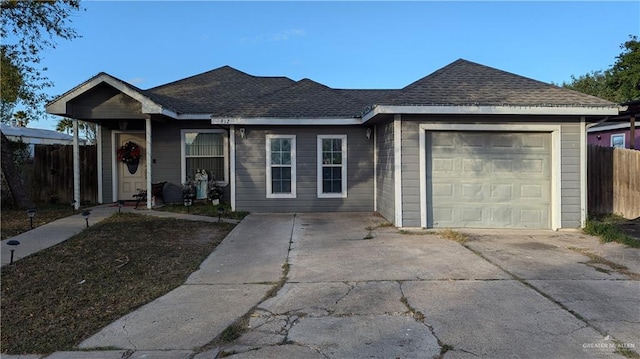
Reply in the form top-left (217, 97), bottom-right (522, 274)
top-left (393, 115), bottom-right (402, 227)
top-left (73, 119), bottom-right (80, 210)
top-left (146, 118), bottom-right (152, 209)
top-left (96, 124), bottom-right (103, 203)
top-left (230, 125), bottom-right (236, 211)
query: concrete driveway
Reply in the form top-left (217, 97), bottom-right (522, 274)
top-left (211, 213), bottom-right (639, 359)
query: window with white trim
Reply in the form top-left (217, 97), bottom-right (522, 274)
top-left (182, 130), bottom-right (228, 184)
top-left (317, 135), bottom-right (347, 198)
top-left (611, 134), bottom-right (625, 148)
top-left (266, 135), bottom-right (296, 198)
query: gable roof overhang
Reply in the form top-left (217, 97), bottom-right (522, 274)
top-left (362, 104), bottom-right (620, 123)
top-left (46, 73), bottom-right (178, 119)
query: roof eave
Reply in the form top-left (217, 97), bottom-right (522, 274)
top-left (362, 105), bottom-right (620, 122)
top-left (45, 73), bottom-right (174, 118)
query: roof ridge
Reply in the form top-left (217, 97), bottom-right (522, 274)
top-left (147, 65), bottom-right (294, 92)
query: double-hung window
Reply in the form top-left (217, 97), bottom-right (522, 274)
top-left (266, 135), bottom-right (296, 198)
top-left (317, 135), bottom-right (347, 198)
top-left (181, 129), bottom-right (228, 184)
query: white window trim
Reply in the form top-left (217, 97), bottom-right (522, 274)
top-left (180, 129), bottom-right (229, 185)
top-left (266, 135), bottom-right (297, 199)
top-left (317, 135), bottom-right (348, 198)
top-left (610, 133), bottom-right (625, 148)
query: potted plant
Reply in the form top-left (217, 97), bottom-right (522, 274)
top-left (208, 179), bottom-right (224, 205)
top-left (182, 178), bottom-right (197, 200)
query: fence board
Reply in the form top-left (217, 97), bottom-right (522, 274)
top-left (29, 144), bottom-right (97, 204)
top-left (588, 145), bottom-right (640, 219)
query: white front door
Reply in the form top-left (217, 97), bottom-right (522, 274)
top-left (117, 133), bottom-right (146, 201)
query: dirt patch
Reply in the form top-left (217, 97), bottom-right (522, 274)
top-left (614, 217), bottom-right (640, 240)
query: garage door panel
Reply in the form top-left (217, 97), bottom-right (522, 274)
top-left (431, 180), bottom-right (551, 203)
top-left (427, 131), bottom-right (551, 229)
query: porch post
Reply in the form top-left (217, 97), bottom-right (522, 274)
top-left (96, 124), bottom-right (103, 203)
top-left (230, 125), bottom-right (236, 211)
top-left (73, 119), bottom-right (80, 210)
top-left (146, 118), bottom-right (152, 209)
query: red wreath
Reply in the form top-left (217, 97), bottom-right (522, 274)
top-left (117, 141), bottom-right (141, 164)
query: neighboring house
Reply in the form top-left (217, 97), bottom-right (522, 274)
top-left (46, 59), bottom-right (618, 229)
top-left (0, 123), bottom-right (86, 156)
top-left (587, 99), bottom-right (639, 150)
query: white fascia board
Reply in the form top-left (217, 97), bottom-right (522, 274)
top-left (46, 74), bottom-right (169, 116)
top-left (587, 122), bottom-right (631, 132)
top-left (210, 117), bottom-right (362, 125)
top-left (362, 105), bottom-right (619, 121)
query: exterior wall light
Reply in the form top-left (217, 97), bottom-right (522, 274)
top-left (366, 127), bottom-right (373, 140)
top-left (239, 128), bottom-right (246, 139)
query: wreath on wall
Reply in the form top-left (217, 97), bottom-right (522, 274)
top-left (117, 141), bottom-right (141, 164)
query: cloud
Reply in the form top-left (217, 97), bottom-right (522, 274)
top-left (269, 29), bottom-right (306, 41)
top-left (241, 29), bottom-right (306, 43)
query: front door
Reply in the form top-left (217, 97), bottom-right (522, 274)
top-left (117, 133), bottom-right (146, 201)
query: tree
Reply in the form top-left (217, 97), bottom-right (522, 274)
top-left (1, 0), bottom-right (81, 208)
top-left (56, 118), bottom-right (97, 143)
top-left (564, 35), bottom-right (640, 103)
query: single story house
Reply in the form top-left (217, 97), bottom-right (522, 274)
top-left (587, 99), bottom-right (639, 150)
top-left (46, 59), bottom-right (619, 229)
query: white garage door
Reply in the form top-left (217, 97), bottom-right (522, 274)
top-left (426, 131), bottom-right (551, 229)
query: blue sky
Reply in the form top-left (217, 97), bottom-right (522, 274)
top-left (34, 1), bottom-right (640, 130)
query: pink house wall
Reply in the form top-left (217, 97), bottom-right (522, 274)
top-left (588, 128), bottom-right (640, 150)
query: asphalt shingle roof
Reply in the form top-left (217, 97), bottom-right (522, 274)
top-left (216, 79), bottom-right (378, 118)
top-left (382, 59), bottom-right (615, 107)
top-left (145, 66), bottom-right (296, 114)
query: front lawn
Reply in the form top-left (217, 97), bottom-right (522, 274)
top-left (1, 213), bottom-right (233, 355)
top-left (157, 201), bottom-right (249, 220)
top-left (1, 203), bottom-right (81, 240)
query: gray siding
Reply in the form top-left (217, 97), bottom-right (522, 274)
top-left (560, 123), bottom-right (581, 228)
top-left (399, 116), bottom-right (586, 229)
top-left (401, 120), bottom-right (421, 227)
top-left (235, 126), bottom-right (374, 212)
top-left (375, 121), bottom-right (395, 222)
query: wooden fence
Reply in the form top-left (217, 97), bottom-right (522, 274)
top-left (29, 144), bottom-right (98, 204)
top-left (588, 145), bottom-right (640, 219)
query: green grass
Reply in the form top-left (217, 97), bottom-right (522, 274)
top-left (156, 202), bottom-right (249, 220)
top-left (583, 215), bottom-right (640, 248)
top-left (1, 203), bottom-right (84, 240)
top-left (1, 213), bottom-right (233, 355)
